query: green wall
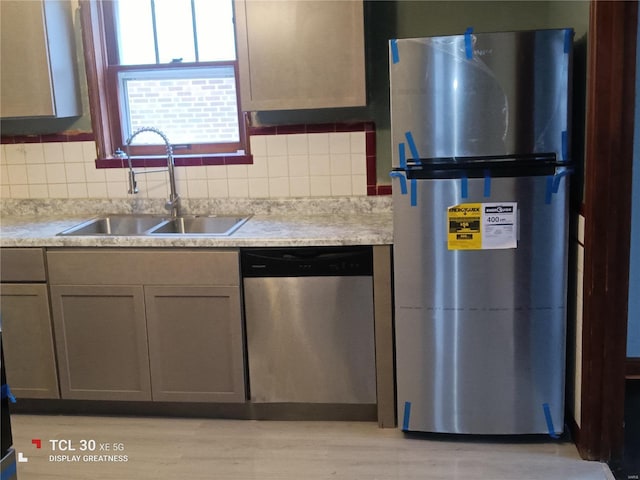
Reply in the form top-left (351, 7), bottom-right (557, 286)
top-left (396, 1), bottom-right (588, 38)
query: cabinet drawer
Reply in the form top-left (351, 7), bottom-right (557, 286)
top-left (46, 249), bottom-right (240, 286)
top-left (0, 248), bottom-right (46, 282)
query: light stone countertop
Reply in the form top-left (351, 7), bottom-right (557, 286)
top-left (0, 197), bottom-right (393, 247)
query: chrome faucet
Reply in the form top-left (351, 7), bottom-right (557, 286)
top-left (122, 127), bottom-right (180, 218)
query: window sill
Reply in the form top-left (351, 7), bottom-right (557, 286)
top-left (95, 153), bottom-right (253, 169)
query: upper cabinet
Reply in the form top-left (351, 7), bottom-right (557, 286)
top-left (0, 0), bottom-right (81, 119)
top-left (234, 0), bottom-right (366, 111)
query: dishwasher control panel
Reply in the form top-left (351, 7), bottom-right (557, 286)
top-left (241, 246), bottom-right (373, 277)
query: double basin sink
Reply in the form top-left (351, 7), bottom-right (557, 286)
top-left (58, 214), bottom-right (250, 236)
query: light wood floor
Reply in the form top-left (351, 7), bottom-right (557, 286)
top-left (9, 414), bottom-right (614, 480)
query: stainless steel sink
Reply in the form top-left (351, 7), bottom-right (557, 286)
top-left (57, 214), bottom-right (250, 236)
top-left (149, 215), bottom-right (250, 236)
top-left (58, 215), bottom-right (167, 236)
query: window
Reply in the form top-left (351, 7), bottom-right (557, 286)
top-left (80, 0), bottom-right (246, 160)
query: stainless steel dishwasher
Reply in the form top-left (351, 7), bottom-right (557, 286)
top-left (241, 246), bottom-right (376, 404)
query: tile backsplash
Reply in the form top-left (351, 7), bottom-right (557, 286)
top-left (1, 141), bottom-right (101, 200)
top-left (1, 129), bottom-right (375, 200)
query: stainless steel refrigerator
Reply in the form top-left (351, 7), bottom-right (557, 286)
top-left (390, 28), bottom-right (573, 435)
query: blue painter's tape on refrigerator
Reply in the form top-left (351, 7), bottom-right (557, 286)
top-left (461, 176), bottom-right (468, 198)
top-left (1, 384), bottom-right (15, 403)
top-left (391, 39), bottom-right (400, 64)
top-left (399, 143), bottom-right (407, 169)
top-left (552, 169), bottom-right (571, 193)
top-left (543, 403), bottom-right (561, 439)
top-left (564, 29), bottom-right (572, 54)
top-left (545, 176), bottom-right (554, 204)
top-left (464, 27), bottom-right (474, 59)
top-left (483, 170), bottom-right (491, 197)
top-left (404, 131), bottom-right (421, 163)
top-left (390, 172), bottom-right (408, 195)
top-left (402, 401), bottom-right (412, 431)
top-left (1, 459), bottom-right (17, 480)
top-left (545, 169), bottom-right (572, 204)
top-left (410, 178), bottom-right (417, 206)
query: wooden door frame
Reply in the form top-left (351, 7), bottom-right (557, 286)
top-left (575, 0), bottom-right (638, 462)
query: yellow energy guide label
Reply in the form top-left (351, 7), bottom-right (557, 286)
top-left (447, 202), bottom-right (517, 250)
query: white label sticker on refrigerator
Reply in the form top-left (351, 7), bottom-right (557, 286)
top-left (481, 203), bottom-right (517, 249)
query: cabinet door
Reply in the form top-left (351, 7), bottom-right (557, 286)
top-left (0, 284), bottom-right (59, 399)
top-left (234, 0), bottom-right (366, 111)
top-left (145, 286), bottom-right (245, 403)
top-left (50, 285), bottom-right (151, 401)
top-left (0, 0), bottom-right (80, 118)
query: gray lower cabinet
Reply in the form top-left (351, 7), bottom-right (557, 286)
top-left (0, 247), bottom-right (59, 399)
top-left (49, 285), bottom-right (151, 401)
top-left (46, 248), bottom-right (246, 403)
top-left (0, 284), bottom-right (59, 399)
top-left (145, 286), bottom-right (244, 403)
